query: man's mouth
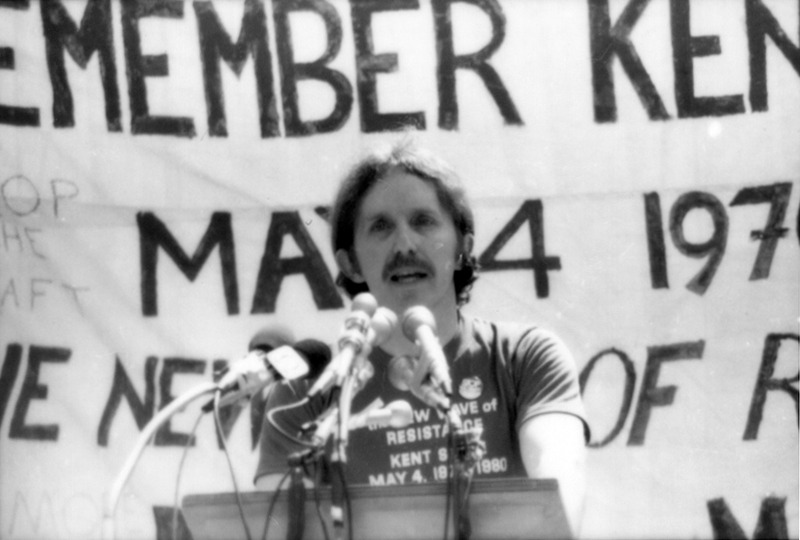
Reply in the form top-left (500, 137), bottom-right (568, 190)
top-left (387, 268), bottom-right (430, 284)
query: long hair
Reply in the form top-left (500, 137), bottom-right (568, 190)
top-left (330, 141), bottom-right (479, 305)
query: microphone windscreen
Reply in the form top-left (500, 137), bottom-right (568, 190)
top-left (351, 292), bottom-right (378, 317)
top-left (249, 325), bottom-right (295, 352)
top-left (292, 339), bottom-right (333, 380)
top-left (371, 307), bottom-right (398, 346)
top-left (385, 400), bottom-right (414, 428)
top-left (401, 305), bottom-right (437, 340)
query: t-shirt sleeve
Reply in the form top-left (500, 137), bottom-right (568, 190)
top-left (254, 379), bottom-right (330, 483)
top-left (512, 327), bottom-right (590, 441)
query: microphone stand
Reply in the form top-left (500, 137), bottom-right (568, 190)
top-left (330, 370), bottom-right (359, 540)
top-left (329, 336), bottom-right (373, 540)
top-left (449, 412), bottom-right (485, 540)
top-left (280, 442), bottom-right (327, 540)
top-left (285, 452), bottom-right (308, 540)
top-left (296, 378), bottom-right (352, 540)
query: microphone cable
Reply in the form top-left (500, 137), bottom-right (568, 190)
top-left (338, 402), bottom-right (354, 540)
top-left (266, 395), bottom-right (324, 447)
top-left (264, 381), bottom-right (365, 539)
top-left (311, 456), bottom-right (331, 540)
top-left (258, 455), bottom-right (332, 540)
top-left (443, 419), bottom-right (455, 540)
top-left (260, 469), bottom-right (291, 540)
top-left (264, 389), bottom-right (338, 539)
top-left (454, 453), bottom-right (476, 540)
top-left (171, 408), bottom-right (205, 540)
top-left (329, 448), bottom-right (354, 540)
top-left (444, 412), bottom-right (481, 540)
top-left (212, 390), bottom-right (254, 540)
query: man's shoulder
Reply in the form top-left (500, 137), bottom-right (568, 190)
top-left (464, 315), bottom-right (572, 362)
top-left (466, 315), bottom-right (557, 344)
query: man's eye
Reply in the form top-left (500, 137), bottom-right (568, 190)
top-left (413, 214), bottom-right (438, 228)
top-left (370, 220), bottom-right (391, 232)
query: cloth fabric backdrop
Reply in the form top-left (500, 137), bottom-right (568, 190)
top-left (0, 0), bottom-right (797, 538)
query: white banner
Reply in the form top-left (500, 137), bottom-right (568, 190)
top-left (1, 1), bottom-right (797, 538)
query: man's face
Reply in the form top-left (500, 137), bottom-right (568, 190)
top-left (347, 168), bottom-right (461, 316)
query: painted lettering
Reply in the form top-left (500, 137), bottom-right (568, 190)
top-left (0, 0), bottom-right (40, 127)
top-left (432, 0), bottom-right (522, 130)
top-left (386, 423), bottom-right (446, 446)
top-left (251, 211), bottom-right (343, 313)
top-left (40, 0), bottom-right (121, 131)
top-left (274, 0), bottom-right (352, 137)
top-left (412, 408), bottom-right (431, 423)
top-left (153, 357), bottom-right (206, 446)
top-left (137, 211), bottom-right (239, 316)
top-left (669, 192), bottom-right (729, 295)
top-left (628, 340), bottom-right (705, 445)
top-left (389, 449), bottom-right (432, 468)
top-left (453, 400), bottom-right (479, 416)
top-left (743, 333), bottom-right (800, 440)
top-left (670, 0), bottom-right (745, 118)
top-left (1, 222), bottom-right (44, 258)
top-left (730, 182), bottom-right (793, 280)
top-left (120, 0), bottom-right (196, 137)
top-left (368, 471), bottom-right (407, 486)
top-left (97, 355), bottom-right (157, 446)
top-left (745, 0), bottom-right (800, 112)
top-left (579, 347), bottom-right (636, 448)
top-left (708, 496), bottom-right (789, 539)
top-left (0, 0), bottom-right (794, 133)
top-left (478, 199), bottom-right (561, 298)
top-left (350, 0), bottom-right (424, 132)
top-left (0, 344), bottom-right (24, 432)
top-left (193, 0), bottom-right (279, 138)
top-left (588, 0), bottom-right (669, 122)
top-left (8, 345), bottom-right (71, 441)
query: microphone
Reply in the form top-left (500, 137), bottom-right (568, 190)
top-left (204, 338), bottom-right (330, 412)
top-left (210, 347), bottom-right (308, 410)
top-left (348, 400), bottom-right (413, 430)
top-left (366, 306), bottom-right (398, 349)
top-left (307, 293), bottom-right (379, 397)
top-left (349, 305), bottom-right (398, 383)
top-left (307, 399), bottom-right (413, 445)
top-left (248, 325), bottom-right (295, 354)
top-left (402, 306), bottom-right (453, 396)
top-left (292, 338), bottom-right (333, 381)
top-left (210, 325), bottom-right (294, 393)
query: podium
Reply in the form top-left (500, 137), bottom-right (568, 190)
top-left (182, 477), bottom-right (571, 540)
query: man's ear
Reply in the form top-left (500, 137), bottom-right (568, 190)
top-left (457, 233), bottom-right (475, 268)
top-left (462, 233), bottom-right (474, 257)
top-left (335, 249), bottom-right (365, 283)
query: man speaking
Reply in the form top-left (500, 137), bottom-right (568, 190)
top-left (254, 141), bottom-right (589, 536)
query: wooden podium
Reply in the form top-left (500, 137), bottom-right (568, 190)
top-left (182, 478), bottom-right (571, 540)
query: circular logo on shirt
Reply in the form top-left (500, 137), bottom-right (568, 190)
top-left (458, 376), bottom-right (483, 400)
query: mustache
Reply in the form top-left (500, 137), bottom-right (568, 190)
top-left (382, 252), bottom-right (436, 280)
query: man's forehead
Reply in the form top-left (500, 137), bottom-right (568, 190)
top-left (358, 173), bottom-right (443, 217)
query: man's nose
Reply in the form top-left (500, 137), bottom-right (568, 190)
top-left (392, 224), bottom-right (417, 254)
